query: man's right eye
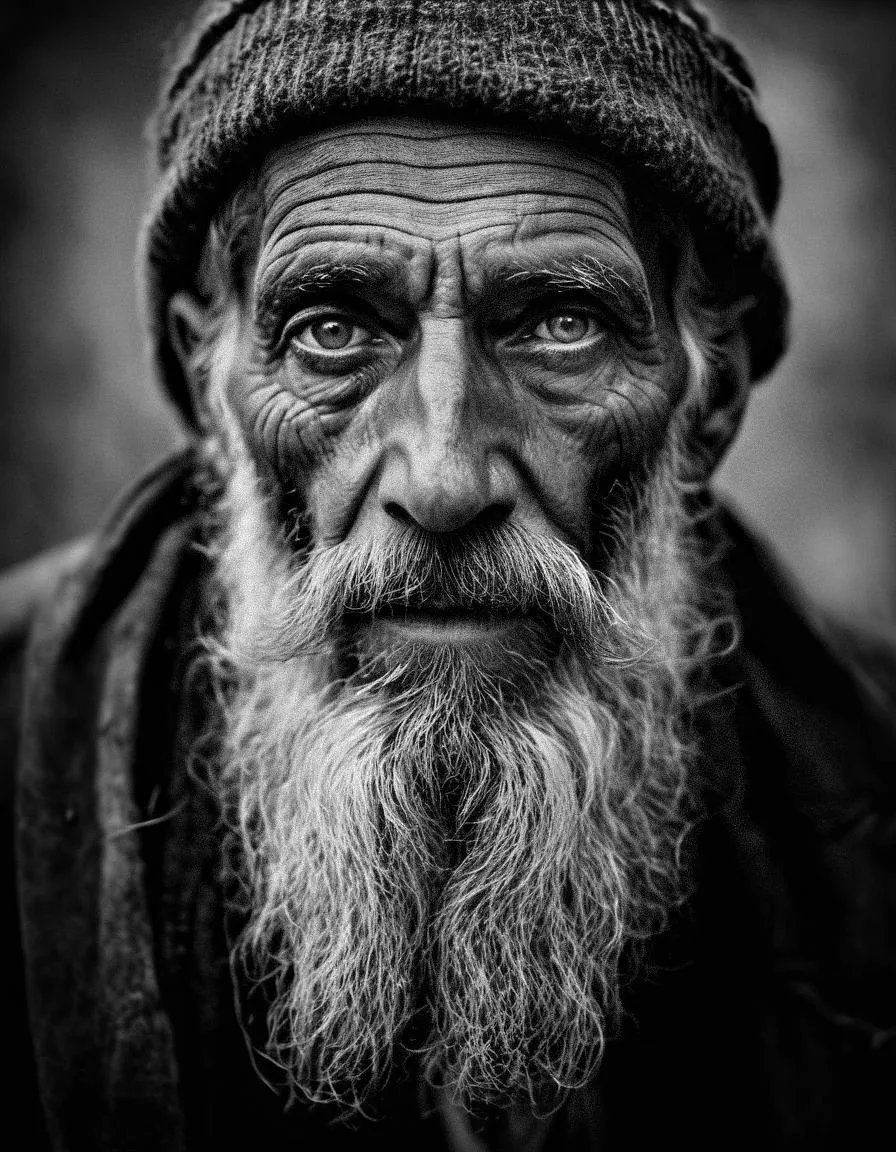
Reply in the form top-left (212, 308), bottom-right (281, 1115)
top-left (290, 314), bottom-right (375, 352)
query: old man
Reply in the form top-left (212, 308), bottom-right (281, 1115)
top-left (4, 1), bottom-right (895, 1149)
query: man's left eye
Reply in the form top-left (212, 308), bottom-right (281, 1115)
top-left (292, 315), bottom-right (373, 352)
top-left (532, 312), bottom-right (603, 345)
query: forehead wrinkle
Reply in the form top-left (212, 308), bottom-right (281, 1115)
top-left (260, 121), bottom-right (624, 198)
top-left (258, 144), bottom-right (631, 251)
top-left (267, 211), bottom-right (636, 250)
top-left (262, 156), bottom-right (627, 203)
top-left (253, 127), bottom-right (647, 317)
top-left (258, 201), bottom-right (642, 281)
top-left (258, 186), bottom-right (631, 249)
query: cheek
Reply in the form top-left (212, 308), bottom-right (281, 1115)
top-left (218, 332), bottom-right (688, 552)
top-left (514, 344), bottom-right (689, 541)
top-left (221, 357), bottom-right (385, 544)
top-left (222, 353), bottom-right (363, 480)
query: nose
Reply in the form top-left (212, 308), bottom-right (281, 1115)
top-left (378, 318), bottom-right (515, 533)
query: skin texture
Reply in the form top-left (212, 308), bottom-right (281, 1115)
top-left (170, 118), bottom-right (748, 598)
top-left (165, 119), bottom-right (752, 1117)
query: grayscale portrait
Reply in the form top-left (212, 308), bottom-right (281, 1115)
top-left (2, 2), bottom-right (894, 1149)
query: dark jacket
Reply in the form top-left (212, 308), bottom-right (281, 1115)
top-left (3, 452), bottom-right (896, 1151)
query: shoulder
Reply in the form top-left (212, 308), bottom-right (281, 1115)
top-left (1, 456), bottom-right (200, 1149)
top-left (0, 545), bottom-right (90, 1152)
top-left (717, 504), bottom-right (896, 793)
top-left (1, 448), bottom-right (200, 838)
top-left (0, 540), bottom-right (93, 656)
top-left (707, 506), bottom-right (896, 1078)
top-left (0, 540), bottom-right (93, 789)
top-left (1, 541), bottom-right (96, 957)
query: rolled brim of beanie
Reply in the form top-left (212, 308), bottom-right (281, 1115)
top-left (142, 0), bottom-right (789, 428)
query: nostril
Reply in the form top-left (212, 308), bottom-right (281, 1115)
top-left (384, 501), bottom-right (415, 526)
top-left (467, 502), bottom-right (513, 532)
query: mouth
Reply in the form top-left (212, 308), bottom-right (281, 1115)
top-left (360, 603), bottom-right (524, 646)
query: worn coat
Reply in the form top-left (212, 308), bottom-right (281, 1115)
top-left (3, 452), bottom-right (895, 1151)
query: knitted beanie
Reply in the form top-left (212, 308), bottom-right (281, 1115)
top-left (143, 0), bottom-right (789, 426)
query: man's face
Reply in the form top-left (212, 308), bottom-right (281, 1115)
top-left (191, 118), bottom-right (707, 1117)
top-left (215, 117), bottom-right (689, 582)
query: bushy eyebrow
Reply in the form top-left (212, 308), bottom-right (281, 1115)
top-left (253, 248), bottom-right (655, 336)
top-left (492, 254), bottom-right (654, 330)
top-left (255, 258), bottom-right (392, 321)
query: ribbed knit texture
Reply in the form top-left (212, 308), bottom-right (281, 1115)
top-left (142, 0), bottom-right (789, 425)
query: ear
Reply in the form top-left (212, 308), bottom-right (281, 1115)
top-left (167, 291), bottom-right (215, 431)
top-left (692, 303), bottom-right (753, 470)
top-left (696, 328), bottom-right (751, 467)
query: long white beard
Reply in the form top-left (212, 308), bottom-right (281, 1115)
top-left (205, 435), bottom-right (713, 1116)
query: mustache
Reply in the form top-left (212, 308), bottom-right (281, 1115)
top-left (248, 521), bottom-right (631, 663)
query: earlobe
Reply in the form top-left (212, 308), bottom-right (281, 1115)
top-left (167, 291), bottom-right (213, 429)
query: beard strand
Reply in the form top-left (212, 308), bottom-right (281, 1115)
top-left (204, 433), bottom-right (713, 1116)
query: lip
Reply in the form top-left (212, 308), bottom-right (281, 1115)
top-left (368, 609), bottom-right (521, 644)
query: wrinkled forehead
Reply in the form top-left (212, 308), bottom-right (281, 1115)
top-left (254, 116), bottom-right (659, 304)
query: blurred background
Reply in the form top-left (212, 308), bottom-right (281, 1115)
top-left (0, 0), bottom-right (894, 630)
